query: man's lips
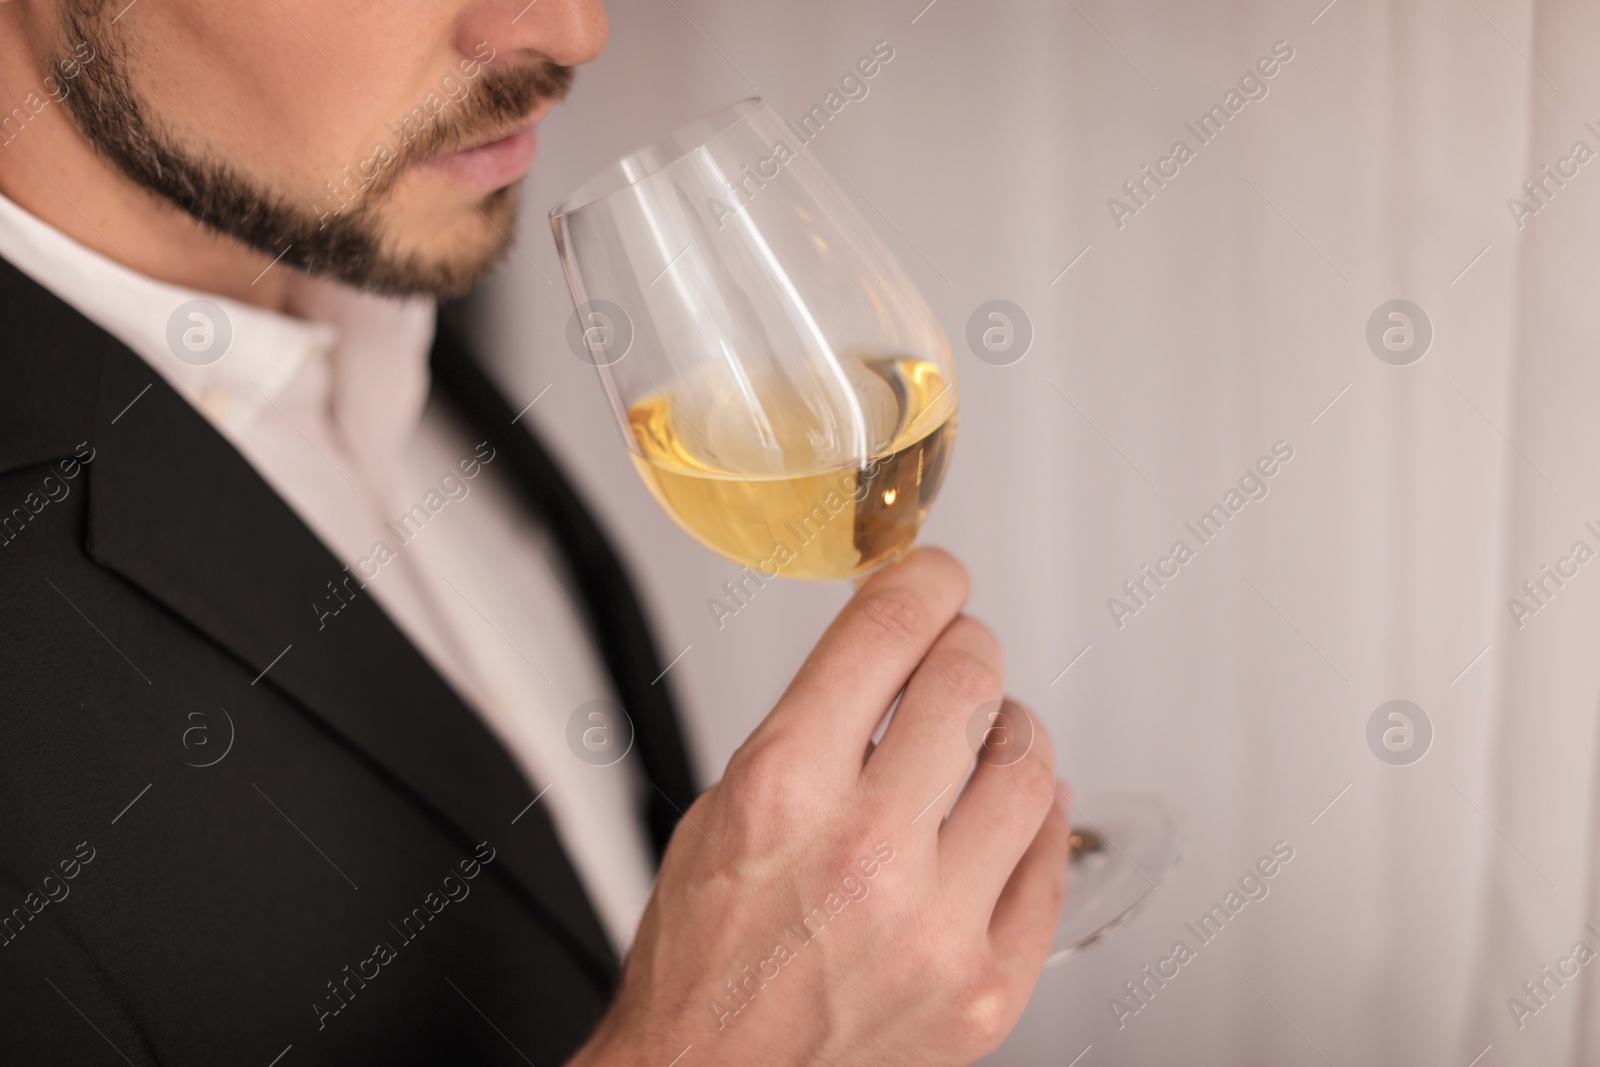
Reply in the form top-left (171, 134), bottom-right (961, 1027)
top-left (424, 118), bottom-right (542, 193)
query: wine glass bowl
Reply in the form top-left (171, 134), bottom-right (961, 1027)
top-left (550, 98), bottom-right (957, 581)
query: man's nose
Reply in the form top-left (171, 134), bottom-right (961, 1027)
top-left (454, 0), bottom-right (609, 71)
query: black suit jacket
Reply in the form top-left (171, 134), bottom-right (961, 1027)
top-left (0, 257), bottom-right (696, 1065)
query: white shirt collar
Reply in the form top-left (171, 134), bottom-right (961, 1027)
top-left (0, 187), bottom-right (437, 476)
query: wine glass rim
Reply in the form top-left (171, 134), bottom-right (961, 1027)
top-left (549, 97), bottom-right (765, 220)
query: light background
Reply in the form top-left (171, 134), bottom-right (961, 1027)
top-left (468, 1), bottom-right (1600, 1063)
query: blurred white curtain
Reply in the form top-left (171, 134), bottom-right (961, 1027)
top-left (474, 0), bottom-right (1600, 1062)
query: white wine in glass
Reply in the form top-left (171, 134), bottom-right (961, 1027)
top-left (627, 355), bottom-right (955, 580)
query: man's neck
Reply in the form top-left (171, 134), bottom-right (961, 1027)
top-left (0, 13), bottom-right (291, 312)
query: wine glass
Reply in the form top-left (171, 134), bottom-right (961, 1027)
top-left (549, 98), bottom-right (1179, 961)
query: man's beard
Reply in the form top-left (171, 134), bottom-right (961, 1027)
top-left (54, 6), bottom-right (572, 299)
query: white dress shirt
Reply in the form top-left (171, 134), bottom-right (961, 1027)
top-left (0, 189), bottom-right (655, 952)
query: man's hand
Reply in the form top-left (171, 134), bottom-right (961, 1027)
top-left (574, 548), bottom-right (1070, 1067)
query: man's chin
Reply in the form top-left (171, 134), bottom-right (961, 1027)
top-left (360, 237), bottom-right (513, 301)
top-left (301, 185), bottom-right (520, 300)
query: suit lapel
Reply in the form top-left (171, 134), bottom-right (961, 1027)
top-left (81, 319), bottom-right (619, 984)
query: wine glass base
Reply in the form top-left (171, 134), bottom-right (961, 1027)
top-left (1044, 792), bottom-right (1183, 966)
